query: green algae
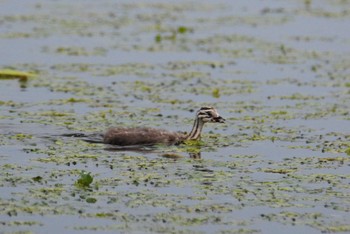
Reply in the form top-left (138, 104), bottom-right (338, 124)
top-left (10, 133), bottom-right (33, 140)
top-left (75, 171), bottom-right (94, 188)
top-left (0, 0), bottom-right (349, 233)
top-left (154, 26), bottom-right (193, 43)
top-left (0, 69), bottom-right (36, 80)
top-left (261, 211), bottom-right (350, 233)
top-left (345, 147), bottom-right (350, 156)
top-left (262, 168), bottom-right (297, 174)
top-left (55, 47), bottom-right (107, 56)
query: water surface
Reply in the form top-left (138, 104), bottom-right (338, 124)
top-left (0, 0), bottom-right (349, 233)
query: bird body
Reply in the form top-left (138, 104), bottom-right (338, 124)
top-left (103, 107), bottom-right (225, 146)
top-left (103, 127), bottom-right (185, 146)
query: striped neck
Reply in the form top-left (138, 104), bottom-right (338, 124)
top-left (186, 118), bottom-right (205, 140)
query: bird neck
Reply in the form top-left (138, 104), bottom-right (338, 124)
top-left (186, 118), bottom-right (204, 140)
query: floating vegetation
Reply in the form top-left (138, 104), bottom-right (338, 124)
top-left (75, 171), bottom-right (94, 188)
top-left (212, 88), bottom-right (220, 98)
top-left (54, 46), bottom-right (107, 56)
top-left (0, 0), bottom-right (349, 233)
top-left (0, 69), bottom-right (36, 80)
top-left (154, 26), bottom-right (193, 43)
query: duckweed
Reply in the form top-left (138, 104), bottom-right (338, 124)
top-left (1, 0), bottom-right (349, 233)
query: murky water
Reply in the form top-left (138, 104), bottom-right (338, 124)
top-left (1, 0), bottom-right (349, 233)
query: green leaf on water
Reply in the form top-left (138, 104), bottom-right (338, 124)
top-left (345, 147), bottom-right (350, 156)
top-left (32, 176), bottom-right (43, 182)
top-left (75, 171), bottom-right (93, 187)
top-left (270, 110), bottom-right (288, 115)
top-left (155, 34), bottom-right (162, 43)
top-left (86, 197), bottom-right (97, 203)
top-left (183, 139), bottom-right (204, 146)
top-left (212, 88), bottom-right (220, 98)
top-left (177, 26), bottom-right (188, 34)
top-left (0, 69), bottom-right (36, 80)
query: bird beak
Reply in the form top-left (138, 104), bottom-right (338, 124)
top-left (213, 116), bottom-right (225, 123)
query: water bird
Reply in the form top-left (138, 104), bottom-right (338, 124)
top-left (103, 106), bottom-right (225, 146)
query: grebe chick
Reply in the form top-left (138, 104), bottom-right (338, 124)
top-left (103, 106), bottom-right (225, 146)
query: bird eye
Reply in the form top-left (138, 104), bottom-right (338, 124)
top-left (206, 111), bottom-right (213, 117)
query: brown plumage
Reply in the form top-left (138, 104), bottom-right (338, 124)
top-left (103, 127), bottom-right (184, 146)
top-left (103, 107), bottom-right (225, 146)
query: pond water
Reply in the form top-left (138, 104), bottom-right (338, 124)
top-left (1, 0), bottom-right (349, 233)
